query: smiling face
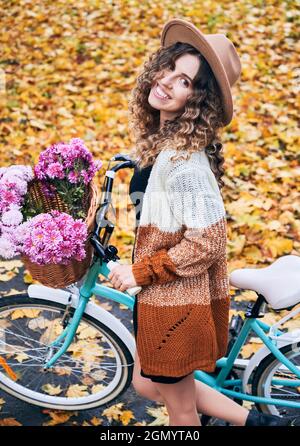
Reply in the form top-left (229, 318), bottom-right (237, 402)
top-left (148, 52), bottom-right (200, 127)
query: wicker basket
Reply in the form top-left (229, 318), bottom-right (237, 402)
top-left (21, 179), bottom-right (100, 288)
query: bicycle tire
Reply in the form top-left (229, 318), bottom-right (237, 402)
top-left (0, 293), bottom-right (134, 410)
top-left (251, 342), bottom-right (300, 416)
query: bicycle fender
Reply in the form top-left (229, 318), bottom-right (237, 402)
top-left (27, 284), bottom-right (136, 359)
top-left (242, 329), bottom-right (300, 393)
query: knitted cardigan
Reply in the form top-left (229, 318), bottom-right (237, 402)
top-left (131, 148), bottom-right (230, 377)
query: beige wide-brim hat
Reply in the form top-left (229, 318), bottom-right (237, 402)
top-left (161, 18), bottom-right (242, 126)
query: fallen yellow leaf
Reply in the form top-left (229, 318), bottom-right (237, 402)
top-left (42, 384), bottom-right (63, 396)
top-left (102, 402), bottom-right (124, 422)
top-left (0, 260), bottom-right (23, 271)
top-left (120, 410), bottom-right (135, 426)
top-left (11, 309), bottom-right (41, 320)
top-left (147, 405), bottom-right (169, 426)
top-left (0, 418), bottom-right (22, 426)
top-left (240, 342), bottom-right (262, 359)
top-left (90, 416), bottom-right (102, 426)
top-left (92, 384), bottom-right (106, 394)
top-left (15, 352), bottom-right (29, 363)
top-left (66, 384), bottom-right (89, 398)
top-left (0, 271), bottom-right (16, 282)
top-left (43, 410), bottom-right (77, 426)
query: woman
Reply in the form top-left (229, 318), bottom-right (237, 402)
top-left (108, 18), bottom-right (299, 427)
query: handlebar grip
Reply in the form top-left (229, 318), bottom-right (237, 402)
top-left (112, 154), bottom-right (134, 163)
top-left (107, 260), bottom-right (142, 296)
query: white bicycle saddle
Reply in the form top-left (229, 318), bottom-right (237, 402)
top-left (229, 255), bottom-right (300, 310)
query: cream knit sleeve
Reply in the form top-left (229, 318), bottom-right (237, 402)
top-left (132, 167), bottom-right (228, 286)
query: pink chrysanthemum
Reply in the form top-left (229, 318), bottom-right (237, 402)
top-left (34, 138), bottom-right (102, 184)
top-left (16, 210), bottom-right (88, 265)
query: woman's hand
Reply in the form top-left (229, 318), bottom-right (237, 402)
top-left (108, 264), bottom-right (138, 292)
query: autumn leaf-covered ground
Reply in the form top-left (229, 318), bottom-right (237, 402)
top-left (0, 0), bottom-right (299, 426)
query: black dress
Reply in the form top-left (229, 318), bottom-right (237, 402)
top-left (129, 163), bottom-right (188, 384)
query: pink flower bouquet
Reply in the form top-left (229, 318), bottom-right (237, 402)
top-left (0, 138), bottom-right (102, 269)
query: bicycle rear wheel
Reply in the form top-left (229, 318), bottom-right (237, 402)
top-left (0, 294), bottom-right (134, 410)
top-left (252, 342), bottom-right (300, 416)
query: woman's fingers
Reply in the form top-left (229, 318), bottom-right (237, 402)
top-left (112, 278), bottom-right (123, 290)
top-left (112, 279), bottom-right (121, 288)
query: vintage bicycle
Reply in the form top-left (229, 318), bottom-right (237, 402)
top-left (0, 154), bottom-right (299, 423)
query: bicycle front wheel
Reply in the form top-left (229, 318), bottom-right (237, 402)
top-left (252, 342), bottom-right (300, 416)
top-left (0, 293), bottom-right (134, 410)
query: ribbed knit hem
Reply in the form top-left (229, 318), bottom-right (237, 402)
top-left (139, 358), bottom-right (218, 378)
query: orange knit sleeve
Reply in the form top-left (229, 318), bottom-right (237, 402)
top-left (132, 248), bottom-right (178, 286)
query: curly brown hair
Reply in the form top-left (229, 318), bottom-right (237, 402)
top-left (128, 42), bottom-right (227, 190)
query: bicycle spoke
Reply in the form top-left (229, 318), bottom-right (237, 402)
top-left (0, 302), bottom-right (133, 406)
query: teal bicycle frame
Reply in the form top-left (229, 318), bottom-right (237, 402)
top-left (45, 254), bottom-right (300, 410)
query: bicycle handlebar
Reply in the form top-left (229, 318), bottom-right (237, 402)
top-left (90, 153), bottom-right (136, 260)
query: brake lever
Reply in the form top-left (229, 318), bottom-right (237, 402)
top-left (90, 234), bottom-right (106, 258)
